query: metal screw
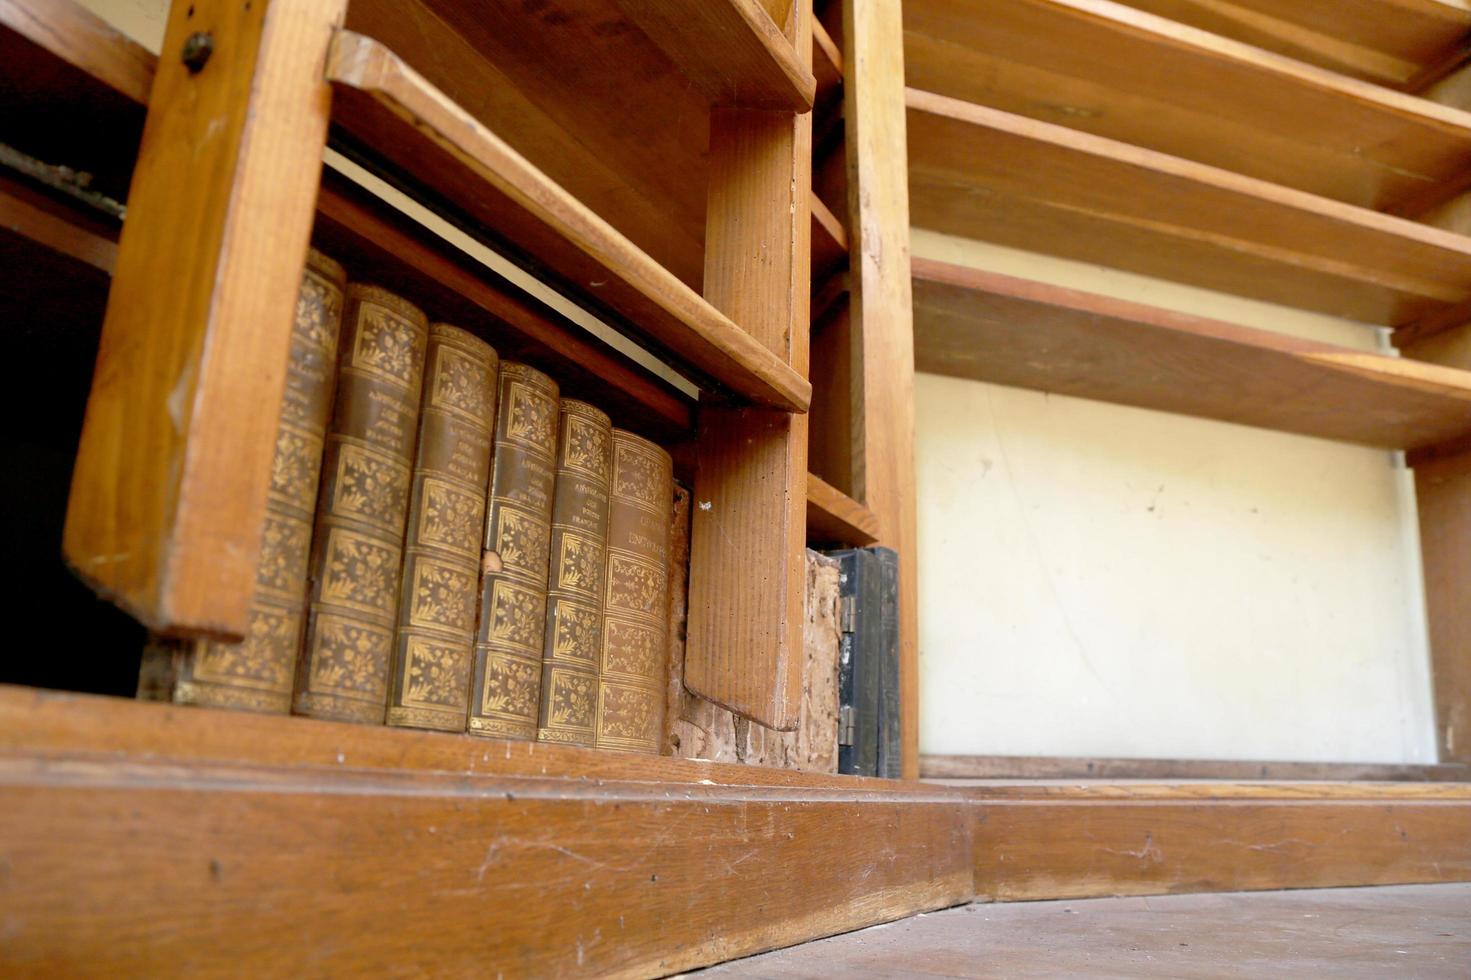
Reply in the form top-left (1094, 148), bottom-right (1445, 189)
top-left (181, 31), bottom-right (214, 74)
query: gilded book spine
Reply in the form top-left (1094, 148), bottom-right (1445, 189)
top-left (535, 400), bottom-right (612, 746)
top-left (294, 285), bottom-right (428, 724)
top-left (386, 324), bottom-right (498, 731)
top-left (159, 249), bottom-right (346, 713)
top-left (468, 362), bottom-right (560, 739)
top-left (596, 430), bottom-right (673, 754)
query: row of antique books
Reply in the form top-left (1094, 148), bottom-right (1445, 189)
top-left (139, 249), bottom-right (673, 753)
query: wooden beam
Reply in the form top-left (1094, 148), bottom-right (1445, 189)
top-left (326, 32), bottom-right (811, 413)
top-left (810, 190), bottom-right (849, 285)
top-left (0, 0), bottom-right (152, 104)
top-left (63, 0), bottom-right (346, 638)
top-left (1402, 323), bottom-right (1471, 763)
top-left (806, 472), bottom-right (880, 546)
top-left (911, 257), bottom-right (1471, 451)
top-left (907, 87), bottom-right (1471, 327)
top-left (685, 4), bottom-right (813, 731)
top-left (842, 0), bottom-right (921, 778)
top-left (608, 0), bottom-right (816, 110)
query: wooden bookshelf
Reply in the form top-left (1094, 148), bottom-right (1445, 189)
top-left (1114, 0), bottom-right (1471, 90)
top-left (903, 0), bottom-right (1471, 214)
top-left (907, 87), bottom-right (1471, 327)
top-left (913, 257), bottom-right (1471, 451)
top-left (813, 15), bottom-right (843, 104)
top-left (810, 190), bottom-right (849, 286)
top-left (326, 31), bottom-right (810, 413)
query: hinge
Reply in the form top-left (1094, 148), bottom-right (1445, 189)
top-left (839, 705), bottom-right (855, 746)
top-left (839, 595), bottom-right (856, 633)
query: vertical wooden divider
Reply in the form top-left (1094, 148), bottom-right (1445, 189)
top-left (685, 3), bottom-right (813, 730)
top-left (840, 0), bottom-right (921, 777)
top-left (1404, 325), bottom-right (1471, 762)
top-left (63, 0), bottom-right (344, 638)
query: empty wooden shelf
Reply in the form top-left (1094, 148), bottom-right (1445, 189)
top-left (806, 473), bottom-right (880, 546)
top-left (907, 88), bottom-right (1471, 328)
top-left (1113, 0), bottom-right (1471, 90)
top-left (912, 257), bottom-right (1471, 451)
top-left (327, 30), bottom-right (811, 413)
top-left (904, 0), bottom-right (1471, 213)
top-left (609, 0), bottom-right (816, 110)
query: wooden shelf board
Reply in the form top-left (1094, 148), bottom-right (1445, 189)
top-left (327, 30), bottom-right (810, 413)
top-left (1114, 0), bottom-right (1471, 90)
top-left (922, 752), bottom-right (1471, 782)
top-left (608, 0), bottom-right (816, 110)
top-left (810, 189), bottom-right (849, 285)
top-left (813, 15), bottom-right (843, 102)
top-left (903, 0), bottom-right (1471, 213)
top-left (907, 87), bottom-right (1471, 327)
top-left (0, 0), bottom-right (149, 201)
top-left (806, 472), bottom-right (880, 545)
top-left (912, 256), bottom-right (1471, 451)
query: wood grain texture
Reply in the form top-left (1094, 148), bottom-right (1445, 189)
top-left (922, 753), bottom-right (1471, 782)
top-left (685, 3), bottom-right (814, 731)
top-left (911, 257), bottom-right (1471, 451)
top-left (812, 14), bottom-right (842, 104)
top-left (327, 31), bottom-right (810, 413)
top-left (806, 472), bottom-right (880, 546)
top-left (907, 87), bottom-right (1471, 327)
top-left (974, 799), bottom-right (1471, 901)
top-left (346, 0), bottom-right (707, 287)
top-left (0, 0), bottom-right (152, 103)
top-left (810, 190), bottom-right (849, 287)
top-left (608, 0), bottom-right (816, 109)
top-left (903, 0), bottom-right (1471, 212)
top-left (807, 299), bottom-right (857, 496)
top-left (0, 177), bottom-right (117, 275)
top-left (63, 0), bottom-right (345, 638)
top-left (842, 0), bottom-right (922, 779)
top-left (1116, 0), bottom-right (1471, 89)
top-left (1401, 325), bottom-right (1471, 763)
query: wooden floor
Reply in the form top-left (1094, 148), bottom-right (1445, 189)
top-left (699, 883), bottom-right (1471, 978)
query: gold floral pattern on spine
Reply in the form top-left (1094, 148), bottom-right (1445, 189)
top-left (352, 304), bottom-right (422, 386)
top-left (612, 440), bottom-right (663, 510)
top-left (307, 613), bottom-right (393, 699)
top-left (479, 652), bottom-right (539, 721)
top-left (557, 531), bottom-right (604, 598)
top-left (547, 668), bottom-right (595, 730)
top-left (430, 343), bottom-right (493, 421)
top-left (607, 554), bottom-right (664, 617)
top-left (418, 479), bottom-right (484, 554)
top-left (194, 606), bottom-right (302, 692)
top-left (407, 557), bottom-right (478, 634)
top-left (551, 600), bottom-right (601, 665)
top-left (254, 513), bottom-right (312, 599)
top-left (602, 619), bottom-right (661, 679)
top-left (403, 637), bottom-right (470, 708)
top-left (269, 428), bottom-right (326, 511)
top-left (489, 579), bottom-right (547, 653)
top-left (331, 444), bottom-right (412, 532)
top-left (505, 381), bottom-right (556, 450)
top-left (319, 528), bottom-right (401, 617)
top-left (598, 684), bottom-right (660, 745)
top-left (564, 415), bottom-right (610, 479)
top-left (496, 508), bottom-right (550, 579)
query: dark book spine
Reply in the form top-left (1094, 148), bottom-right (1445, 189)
top-left (294, 284), bottom-right (428, 724)
top-left (875, 547), bottom-right (901, 779)
top-left (535, 400), bottom-right (612, 746)
top-left (595, 430), bottom-right (673, 754)
top-left (158, 249), bottom-right (346, 713)
top-left (832, 548), bottom-right (882, 776)
top-left (386, 324), bottom-right (498, 731)
top-left (468, 362), bottom-right (560, 739)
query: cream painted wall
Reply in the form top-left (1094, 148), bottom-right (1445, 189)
top-left (914, 230), bottom-right (1438, 763)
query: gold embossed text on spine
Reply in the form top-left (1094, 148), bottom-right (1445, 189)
top-left (469, 363), bottom-right (559, 739)
top-left (168, 250), bottom-right (346, 713)
top-left (294, 285), bottom-right (428, 724)
top-left (386, 324), bottom-right (498, 731)
top-left (536, 400), bottom-right (612, 746)
top-left (596, 430), bottom-right (673, 753)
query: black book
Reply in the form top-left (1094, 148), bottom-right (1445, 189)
top-left (830, 547), bottom-right (899, 778)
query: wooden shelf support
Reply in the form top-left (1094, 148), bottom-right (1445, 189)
top-left (63, 0), bottom-right (346, 638)
top-left (326, 31), bottom-right (811, 413)
top-left (686, 2), bottom-right (814, 731)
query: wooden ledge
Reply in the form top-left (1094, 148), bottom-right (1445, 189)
top-left (907, 87), bottom-right (1471, 326)
top-left (327, 30), bottom-right (811, 412)
top-left (806, 472), bottom-right (880, 546)
top-left (912, 256), bottom-right (1471, 451)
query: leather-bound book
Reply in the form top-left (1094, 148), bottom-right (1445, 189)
top-left (294, 284), bottom-right (428, 724)
top-left (142, 249), bottom-right (346, 712)
top-left (385, 324), bottom-right (498, 731)
top-left (595, 429), bottom-right (673, 754)
top-left (535, 399), bottom-right (612, 746)
top-left (468, 362), bottom-right (559, 739)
